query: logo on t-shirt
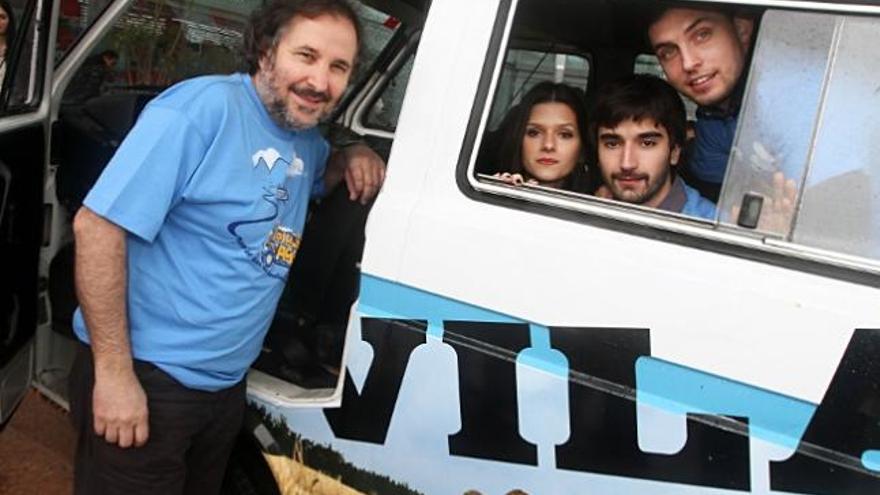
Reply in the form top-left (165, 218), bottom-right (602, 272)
top-left (228, 147), bottom-right (306, 280)
top-left (252, 147), bottom-right (284, 172)
top-left (286, 156), bottom-right (305, 178)
top-left (259, 225), bottom-right (301, 271)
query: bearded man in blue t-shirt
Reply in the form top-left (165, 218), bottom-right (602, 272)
top-left (68, 1), bottom-right (384, 493)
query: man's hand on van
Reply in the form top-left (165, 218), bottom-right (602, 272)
top-left (92, 364), bottom-right (149, 448)
top-left (326, 143), bottom-right (386, 205)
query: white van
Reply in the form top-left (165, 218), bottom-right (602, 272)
top-left (1, 0), bottom-right (879, 493)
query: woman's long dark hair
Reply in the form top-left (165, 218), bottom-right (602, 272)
top-left (0, 0), bottom-right (15, 52)
top-left (496, 81), bottom-right (592, 193)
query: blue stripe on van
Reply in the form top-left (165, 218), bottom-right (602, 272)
top-left (359, 274), bottom-right (521, 339)
top-left (356, 275), bottom-right (880, 466)
top-left (635, 357), bottom-right (816, 450)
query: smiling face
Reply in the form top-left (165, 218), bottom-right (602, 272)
top-left (648, 8), bottom-right (753, 108)
top-left (520, 102), bottom-right (582, 188)
top-left (253, 13), bottom-right (357, 130)
top-left (597, 118), bottom-right (680, 207)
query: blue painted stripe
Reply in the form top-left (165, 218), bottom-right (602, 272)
top-left (359, 275), bottom-right (522, 340)
top-left (636, 357), bottom-right (816, 450)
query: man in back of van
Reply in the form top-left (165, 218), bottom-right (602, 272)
top-left (69, 0), bottom-right (384, 493)
top-left (647, 5), bottom-right (756, 200)
top-left (593, 74), bottom-right (716, 220)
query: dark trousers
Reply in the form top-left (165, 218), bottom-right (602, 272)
top-left (69, 344), bottom-right (246, 495)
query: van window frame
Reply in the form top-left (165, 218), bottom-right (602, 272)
top-left (453, 0), bottom-right (880, 288)
top-left (349, 29), bottom-right (420, 138)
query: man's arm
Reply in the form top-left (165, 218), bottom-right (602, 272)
top-left (323, 143), bottom-right (386, 205)
top-left (72, 206), bottom-right (149, 449)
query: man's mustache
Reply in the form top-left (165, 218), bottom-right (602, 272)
top-left (612, 172), bottom-right (649, 181)
top-left (290, 84), bottom-right (330, 103)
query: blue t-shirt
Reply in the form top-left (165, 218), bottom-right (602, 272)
top-left (681, 180), bottom-right (717, 220)
top-left (657, 176), bottom-right (717, 221)
top-left (73, 73), bottom-right (329, 391)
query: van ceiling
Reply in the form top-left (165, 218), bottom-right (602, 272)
top-left (512, 0), bottom-right (659, 53)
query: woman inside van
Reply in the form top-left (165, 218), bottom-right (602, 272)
top-left (489, 81), bottom-right (593, 192)
top-left (0, 0), bottom-right (15, 89)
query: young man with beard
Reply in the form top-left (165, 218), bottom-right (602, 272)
top-left (647, 5), bottom-right (756, 200)
top-left (68, 1), bottom-right (383, 493)
top-left (594, 75), bottom-right (716, 219)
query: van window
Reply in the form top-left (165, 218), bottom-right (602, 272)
top-left (352, 1), bottom-right (401, 85)
top-left (60, 0), bottom-right (400, 101)
top-left (55, 0), bottom-right (115, 62)
top-left (466, 0), bottom-right (880, 275)
top-left (362, 50), bottom-right (414, 132)
top-left (792, 16), bottom-right (880, 260)
top-left (65, 0), bottom-right (252, 94)
top-left (719, 11), bottom-right (880, 261)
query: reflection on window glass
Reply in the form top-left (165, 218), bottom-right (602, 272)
top-left (792, 16), bottom-right (880, 260)
top-left (488, 49), bottom-right (589, 130)
top-left (60, 0), bottom-right (401, 102)
top-left (56, 0), bottom-right (115, 63)
top-left (718, 11), bottom-right (834, 238)
top-left (352, 1), bottom-right (400, 85)
top-left (363, 52), bottom-right (414, 132)
top-left (720, 10), bottom-right (880, 264)
top-left (96, 0), bottom-right (255, 89)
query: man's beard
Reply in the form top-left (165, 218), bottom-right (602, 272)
top-left (609, 164), bottom-right (671, 205)
top-left (254, 70), bottom-right (331, 131)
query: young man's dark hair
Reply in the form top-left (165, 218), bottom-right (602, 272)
top-left (642, 1), bottom-right (741, 34)
top-left (243, 0), bottom-right (363, 75)
top-left (590, 74), bottom-right (686, 154)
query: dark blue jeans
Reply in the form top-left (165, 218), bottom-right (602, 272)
top-left (69, 343), bottom-right (246, 495)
